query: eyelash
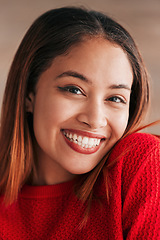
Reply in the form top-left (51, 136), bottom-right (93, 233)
top-left (58, 86), bottom-right (127, 104)
top-left (58, 86), bottom-right (84, 95)
top-left (107, 96), bottom-right (127, 104)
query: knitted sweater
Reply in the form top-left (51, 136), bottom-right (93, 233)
top-left (0, 133), bottom-right (160, 240)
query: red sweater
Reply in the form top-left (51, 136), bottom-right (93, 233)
top-left (0, 133), bottom-right (160, 239)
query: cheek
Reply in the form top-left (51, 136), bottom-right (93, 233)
top-left (33, 95), bottom-right (78, 135)
top-left (110, 110), bottom-right (129, 137)
top-left (32, 96), bottom-right (68, 153)
top-left (44, 98), bottom-right (78, 125)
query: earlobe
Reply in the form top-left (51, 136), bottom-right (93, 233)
top-left (25, 93), bottom-right (35, 113)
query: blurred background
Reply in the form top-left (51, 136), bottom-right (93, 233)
top-left (0, 0), bottom-right (160, 134)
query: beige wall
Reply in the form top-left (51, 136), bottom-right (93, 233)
top-left (0, 0), bottom-right (160, 134)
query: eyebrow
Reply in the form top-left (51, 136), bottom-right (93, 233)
top-left (56, 70), bottom-right (131, 91)
top-left (109, 84), bottom-right (131, 91)
top-left (56, 71), bottom-right (92, 83)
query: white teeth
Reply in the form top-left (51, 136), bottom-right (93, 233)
top-left (97, 139), bottom-right (100, 145)
top-left (73, 134), bottom-right (77, 141)
top-left (63, 131), bottom-right (102, 149)
top-left (77, 135), bottom-right (82, 143)
top-left (82, 137), bottom-right (89, 145)
top-left (88, 138), bottom-right (94, 146)
top-left (69, 133), bottom-right (72, 139)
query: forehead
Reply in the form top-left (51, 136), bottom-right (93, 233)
top-left (36, 37), bottom-right (133, 91)
top-left (52, 38), bottom-right (133, 83)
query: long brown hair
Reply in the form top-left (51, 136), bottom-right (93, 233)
top-left (0, 7), bottom-right (150, 205)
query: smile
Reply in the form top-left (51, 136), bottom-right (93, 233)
top-left (62, 129), bottom-right (106, 154)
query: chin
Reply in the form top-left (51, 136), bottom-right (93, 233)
top-left (68, 165), bottom-right (97, 175)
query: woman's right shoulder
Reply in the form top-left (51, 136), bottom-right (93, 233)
top-left (112, 132), bottom-right (160, 158)
top-left (108, 132), bottom-right (160, 200)
top-left (108, 132), bottom-right (160, 176)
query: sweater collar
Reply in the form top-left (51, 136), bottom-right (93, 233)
top-left (20, 179), bottom-right (75, 199)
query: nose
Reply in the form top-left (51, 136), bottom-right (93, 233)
top-left (77, 100), bottom-right (107, 129)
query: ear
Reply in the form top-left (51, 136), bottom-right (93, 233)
top-left (25, 92), bottom-right (35, 113)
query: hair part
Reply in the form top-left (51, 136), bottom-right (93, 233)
top-left (0, 7), bottom-right (150, 207)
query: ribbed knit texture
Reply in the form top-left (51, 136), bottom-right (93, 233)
top-left (0, 133), bottom-right (160, 239)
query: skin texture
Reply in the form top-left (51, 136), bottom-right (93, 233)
top-left (26, 38), bottom-right (133, 185)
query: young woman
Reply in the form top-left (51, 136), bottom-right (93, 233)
top-left (0, 7), bottom-right (159, 239)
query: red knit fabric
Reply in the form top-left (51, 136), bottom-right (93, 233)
top-left (0, 133), bottom-right (160, 239)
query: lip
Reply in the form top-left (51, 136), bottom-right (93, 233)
top-left (61, 129), bottom-right (106, 154)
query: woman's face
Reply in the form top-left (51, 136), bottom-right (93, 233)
top-left (27, 38), bottom-right (133, 185)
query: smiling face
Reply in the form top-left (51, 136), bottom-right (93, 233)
top-left (27, 38), bottom-right (133, 185)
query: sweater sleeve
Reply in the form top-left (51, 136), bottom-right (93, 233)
top-left (120, 133), bottom-right (160, 240)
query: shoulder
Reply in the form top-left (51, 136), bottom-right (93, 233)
top-left (110, 132), bottom-right (160, 161)
top-left (108, 133), bottom-right (160, 187)
top-left (107, 133), bottom-right (160, 206)
top-left (119, 132), bottom-right (159, 149)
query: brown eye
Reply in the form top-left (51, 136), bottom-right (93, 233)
top-left (58, 86), bottom-right (84, 95)
top-left (107, 96), bottom-right (126, 104)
